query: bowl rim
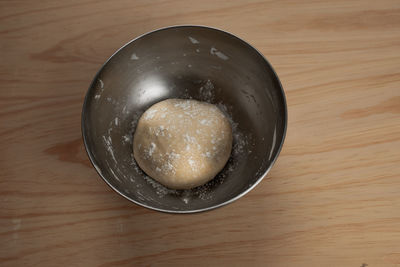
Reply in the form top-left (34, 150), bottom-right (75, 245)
top-left (81, 24), bottom-right (288, 214)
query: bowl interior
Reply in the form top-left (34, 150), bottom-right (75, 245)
top-left (82, 26), bottom-right (286, 213)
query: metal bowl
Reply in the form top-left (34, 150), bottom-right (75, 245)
top-left (82, 25), bottom-right (287, 213)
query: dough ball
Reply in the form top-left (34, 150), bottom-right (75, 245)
top-left (133, 99), bottom-right (232, 189)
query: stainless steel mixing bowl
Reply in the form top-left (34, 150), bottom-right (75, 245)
top-left (82, 25), bottom-right (287, 213)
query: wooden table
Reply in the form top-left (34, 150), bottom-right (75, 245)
top-left (1, 0), bottom-right (399, 266)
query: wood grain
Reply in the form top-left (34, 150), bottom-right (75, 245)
top-left (1, 0), bottom-right (399, 266)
